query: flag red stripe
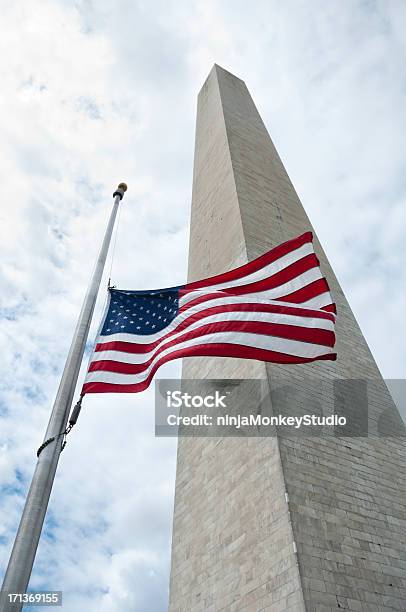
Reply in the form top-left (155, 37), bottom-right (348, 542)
top-left (321, 303), bottom-right (337, 314)
top-left (278, 278), bottom-right (329, 304)
top-left (83, 341), bottom-right (336, 394)
top-left (182, 231), bottom-right (313, 292)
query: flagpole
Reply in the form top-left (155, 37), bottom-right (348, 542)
top-left (0, 183), bottom-right (127, 610)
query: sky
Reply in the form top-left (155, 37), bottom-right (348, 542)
top-left (0, 0), bottom-right (405, 610)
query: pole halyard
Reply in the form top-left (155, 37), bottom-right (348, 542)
top-left (0, 184), bottom-right (127, 611)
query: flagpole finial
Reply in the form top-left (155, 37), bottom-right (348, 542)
top-left (113, 182), bottom-right (128, 200)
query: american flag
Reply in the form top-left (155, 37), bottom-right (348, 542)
top-left (82, 232), bottom-right (336, 394)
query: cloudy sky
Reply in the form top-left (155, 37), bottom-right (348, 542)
top-left (1, 1), bottom-right (405, 610)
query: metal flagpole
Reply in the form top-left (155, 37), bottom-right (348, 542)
top-left (0, 183), bottom-right (127, 611)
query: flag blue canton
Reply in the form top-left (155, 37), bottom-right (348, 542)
top-left (101, 288), bottom-right (180, 336)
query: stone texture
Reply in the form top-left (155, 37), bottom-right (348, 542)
top-left (168, 65), bottom-right (406, 612)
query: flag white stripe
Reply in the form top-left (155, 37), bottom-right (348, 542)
top-left (301, 292), bottom-right (334, 310)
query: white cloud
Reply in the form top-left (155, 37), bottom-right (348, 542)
top-left (1, 1), bottom-right (405, 610)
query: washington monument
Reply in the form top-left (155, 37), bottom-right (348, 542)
top-left (169, 66), bottom-right (406, 611)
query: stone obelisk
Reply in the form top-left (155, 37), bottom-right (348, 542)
top-left (169, 65), bottom-right (406, 611)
